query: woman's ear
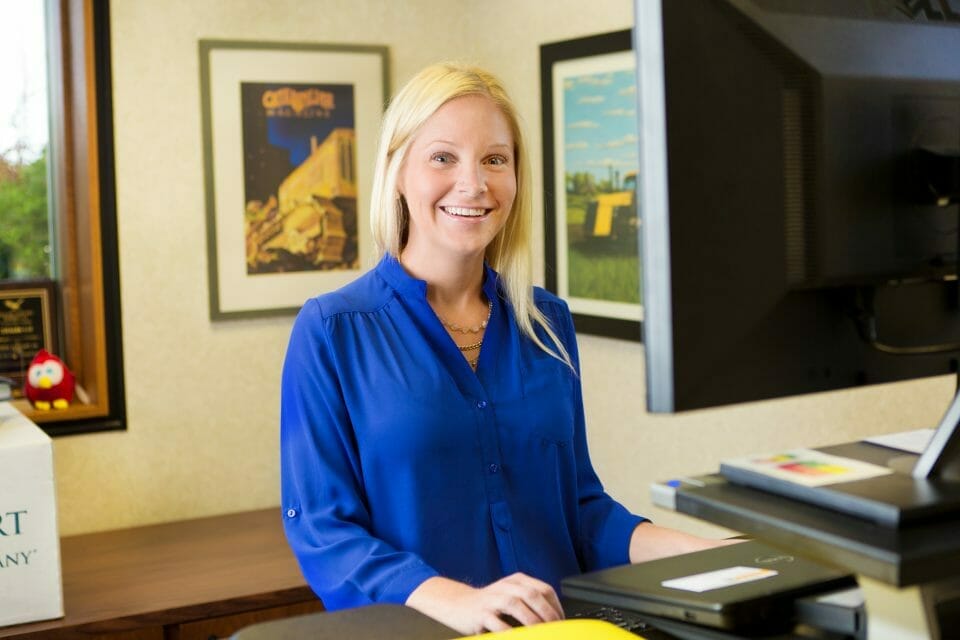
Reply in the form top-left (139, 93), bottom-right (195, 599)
top-left (395, 165), bottom-right (406, 197)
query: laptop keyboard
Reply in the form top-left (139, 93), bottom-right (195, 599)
top-left (569, 605), bottom-right (653, 635)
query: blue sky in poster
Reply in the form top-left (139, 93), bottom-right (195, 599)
top-left (562, 68), bottom-right (639, 185)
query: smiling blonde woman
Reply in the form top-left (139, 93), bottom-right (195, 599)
top-left (280, 62), bottom-right (731, 636)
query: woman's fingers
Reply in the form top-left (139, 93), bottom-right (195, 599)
top-left (495, 596), bottom-right (540, 627)
top-left (491, 573), bottom-right (564, 625)
top-left (482, 610), bottom-right (515, 632)
top-left (405, 573), bottom-right (563, 635)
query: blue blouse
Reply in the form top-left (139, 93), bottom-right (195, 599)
top-left (280, 255), bottom-right (645, 610)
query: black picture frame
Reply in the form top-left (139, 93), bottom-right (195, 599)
top-left (199, 40), bottom-right (389, 320)
top-left (541, 29), bottom-right (642, 342)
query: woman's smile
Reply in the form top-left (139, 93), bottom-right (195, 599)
top-left (442, 205), bottom-right (491, 219)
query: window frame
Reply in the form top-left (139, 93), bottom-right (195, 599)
top-left (9, 0), bottom-right (125, 436)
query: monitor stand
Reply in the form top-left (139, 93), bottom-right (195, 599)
top-left (911, 381), bottom-right (960, 482)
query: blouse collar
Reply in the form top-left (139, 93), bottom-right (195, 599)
top-left (376, 253), bottom-right (501, 303)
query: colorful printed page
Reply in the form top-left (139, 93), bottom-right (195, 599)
top-left (723, 448), bottom-right (894, 487)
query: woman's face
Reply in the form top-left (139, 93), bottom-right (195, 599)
top-left (397, 94), bottom-right (517, 264)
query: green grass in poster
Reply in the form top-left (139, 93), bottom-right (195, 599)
top-left (564, 194), bottom-right (641, 305)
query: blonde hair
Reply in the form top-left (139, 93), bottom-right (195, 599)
top-left (370, 62), bottom-right (571, 367)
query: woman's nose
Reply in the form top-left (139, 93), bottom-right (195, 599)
top-left (457, 165), bottom-right (488, 195)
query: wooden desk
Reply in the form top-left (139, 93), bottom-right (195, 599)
top-left (0, 509), bottom-right (324, 640)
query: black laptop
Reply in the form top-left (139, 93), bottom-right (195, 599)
top-left (561, 540), bottom-right (856, 632)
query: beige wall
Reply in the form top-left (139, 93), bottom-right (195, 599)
top-left (49, 0), bottom-right (954, 537)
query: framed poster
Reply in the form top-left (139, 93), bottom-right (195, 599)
top-left (541, 30), bottom-right (642, 341)
top-left (200, 40), bottom-right (389, 319)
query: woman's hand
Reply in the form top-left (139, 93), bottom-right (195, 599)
top-left (406, 573), bottom-right (565, 635)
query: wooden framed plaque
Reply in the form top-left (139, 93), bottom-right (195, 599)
top-left (0, 280), bottom-right (59, 396)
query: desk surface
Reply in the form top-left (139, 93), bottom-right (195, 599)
top-left (232, 604), bottom-right (459, 640)
top-left (0, 508), bottom-right (318, 638)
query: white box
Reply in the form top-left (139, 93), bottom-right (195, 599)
top-left (0, 402), bottom-right (63, 627)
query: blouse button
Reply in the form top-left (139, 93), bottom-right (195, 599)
top-left (477, 400), bottom-right (487, 409)
top-left (286, 508), bottom-right (297, 518)
top-left (488, 463), bottom-right (500, 474)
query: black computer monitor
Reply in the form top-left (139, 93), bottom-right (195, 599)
top-left (633, 0), bottom-right (960, 478)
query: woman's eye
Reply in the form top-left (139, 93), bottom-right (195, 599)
top-left (431, 152), bottom-right (453, 164)
top-left (487, 155), bottom-right (508, 166)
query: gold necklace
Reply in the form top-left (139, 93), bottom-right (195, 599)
top-left (446, 303), bottom-right (490, 371)
top-left (439, 300), bottom-right (493, 334)
top-left (465, 344), bottom-right (482, 370)
top-left (455, 329), bottom-right (485, 371)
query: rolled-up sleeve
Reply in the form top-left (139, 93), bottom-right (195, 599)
top-left (280, 299), bottom-right (438, 608)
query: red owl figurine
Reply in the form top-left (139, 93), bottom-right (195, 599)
top-left (24, 349), bottom-right (76, 410)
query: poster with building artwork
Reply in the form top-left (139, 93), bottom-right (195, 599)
top-left (200, 41), bottom-right (387, 319)
top-left (241, 82), bottom-right (359, 275)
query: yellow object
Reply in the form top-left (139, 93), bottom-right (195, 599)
top-left (459, 619), bottom-right (643, 638)
top-left (589, 191), bottom-right (633, 236)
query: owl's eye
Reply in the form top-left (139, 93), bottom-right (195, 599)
top-left (46, 362), bottom-right (64, 384)
top-left (29, 360), bottom-right (65, 385)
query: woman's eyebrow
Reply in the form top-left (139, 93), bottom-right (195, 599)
top-left (423, 139), bottom-right (512, 149)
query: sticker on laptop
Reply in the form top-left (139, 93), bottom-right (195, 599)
top-left (661, 566), bottom-right (778, 593)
